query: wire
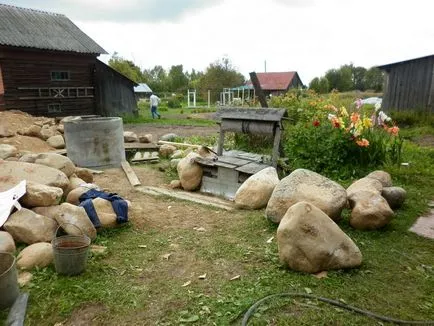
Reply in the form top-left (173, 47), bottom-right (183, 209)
top-left (241, 292), bottom-right (434, 325)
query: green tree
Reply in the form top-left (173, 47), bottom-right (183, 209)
top-left (352, 66), bottom-right (367, 91)
top-left (309, 77), bottom-right (321, 93)
top-left (198, 57), bottom-right (245, 101)
top-left (318, 77), bottom-right (330, 93)
top-left (108, 53), bottom-right (144, 83)
top-left (365, 67), bottom-right (383, 92)
top-left (168, 65), bottom-right (188, 93)
top-left (144, 65), bottom-right (169, 93)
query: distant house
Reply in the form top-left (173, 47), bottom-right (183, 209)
top-left (247, 71), bottom-right (303, 96)
top-left (378, 55), bottom-right (434, 112)
top-left (134, 83), bottom-right (153, 100)
top-left (0, 4), bottom-right (138, 117)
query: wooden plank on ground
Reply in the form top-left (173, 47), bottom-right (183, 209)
top-left (157, 140), bottom-right (202, 148)
top-left (135, 186), bottom-right (234, 211)
top-left (235, 162), bottom-right (269, 174)
top-left (124, 143), bottom-right (159, 150)
top-left (121, 160), bottom-right (141, 187)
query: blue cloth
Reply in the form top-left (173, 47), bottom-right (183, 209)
top-left (79, 189), bottom-right (129, 228)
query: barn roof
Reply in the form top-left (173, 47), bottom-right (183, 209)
top-left (247, 72), bottom-right (298, 90)
top-left (0, 4), bottom-right (107, 54)
top-left (377, 54), bottom-right (434, 70)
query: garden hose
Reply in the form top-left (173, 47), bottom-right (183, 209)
top-left (241, 292), bottom-right (434, 325)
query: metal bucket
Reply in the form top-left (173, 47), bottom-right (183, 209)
top-left (52, 224), bottom-right (91, 276)
top-left (0, 252), bottom-right (20, 309)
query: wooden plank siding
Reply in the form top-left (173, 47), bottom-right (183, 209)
top-left (0, 64), bottom-right (4, 107)
top-left (381, 56), bottom-right (434, 112)
top-left (0, 47), bottom-right (97, 116)
top-left (94, 61), bottom-right (138, 117)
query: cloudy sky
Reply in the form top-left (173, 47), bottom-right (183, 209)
top-left (3, 0), bottom-right (433, 84)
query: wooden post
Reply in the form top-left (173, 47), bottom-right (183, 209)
top-left (208, 90), bottom-right (210, 108)
top-left (271, 125), bottom-right (281, 167)
top-left (217, 128), bottom-right (225, 156)
top-left (249, 72), bottom-right (268, 108)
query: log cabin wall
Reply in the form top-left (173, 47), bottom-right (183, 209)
top-left (0, 47), bottom-right (97, 116)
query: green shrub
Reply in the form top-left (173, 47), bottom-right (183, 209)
top-left (389, 110), bottom-right (434, 127)
top-left (167, 97), bottom-right (182, 108)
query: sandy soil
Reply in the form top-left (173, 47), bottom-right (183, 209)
top-left (124, 123), bottom-right (219, 140)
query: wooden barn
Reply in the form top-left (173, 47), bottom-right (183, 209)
top-left (246, 71), bottom-right (303, 96)
top-left (378, 55), bottom-right (434, 112)
top-left (0, 4), bottom-right (138, 117)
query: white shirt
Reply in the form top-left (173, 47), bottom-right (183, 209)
top-left (150, 94), bottom-right (160, 107)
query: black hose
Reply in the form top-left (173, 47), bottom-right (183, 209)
top-left (241, 292), bottom-right (434, 325)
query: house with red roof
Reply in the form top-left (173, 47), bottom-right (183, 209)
top-left (247, 71), bottom-right (303, 96)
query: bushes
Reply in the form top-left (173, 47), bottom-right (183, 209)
top-left (272, 90), bottom-right (404, 179)
top-left (388, 110), bottom-right (434, 127)
top-left (167, 97), bottom-right (182, 108)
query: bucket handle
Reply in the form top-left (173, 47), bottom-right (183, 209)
top-left (54, 223), bottom-right (85, 238)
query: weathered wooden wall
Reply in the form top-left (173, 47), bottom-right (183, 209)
top-left (0, 65), bottom-right (4, 107)
top-left (289, 73), bottom-right (303, 88)
top-left (94, 61), bottom-right (138, 117)
top-left (381, 56), bottom-right (434, 112)
top-left (0, 46), bottom-right (96, 116)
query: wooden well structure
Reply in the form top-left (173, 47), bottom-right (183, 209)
top-left (216, 108), bottom-right (287, 167)
top-left (195, 108), bottom-right (287, 199)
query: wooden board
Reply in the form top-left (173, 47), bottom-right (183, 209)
top-left (124, 143), bottom-right (159, 150)
top-left (216, 155), bottom-right (251, 166)
top-left (235, 162), bottom-right (269, 174)
top-left (136, 186), bottom-right (234, 211)
top-left (120, 160), bottom-right (141, 187)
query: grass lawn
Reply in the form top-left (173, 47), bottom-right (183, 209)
top-left (1, 109), bottom-right (433, 325)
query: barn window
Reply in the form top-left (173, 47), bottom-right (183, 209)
top-left (51, 71), bottom-right (70, 81)
top-left (48, 103), bottom-right (62, 113)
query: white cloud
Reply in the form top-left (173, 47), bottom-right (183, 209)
top-left (4, 0), bottom-right (434, 84)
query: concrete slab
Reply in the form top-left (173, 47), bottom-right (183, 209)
top-left (409, 209), bottom-right (434, 239)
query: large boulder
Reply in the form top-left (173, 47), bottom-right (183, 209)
top-left (74, 167), bottom-right (94, 183)
top-left (0, 144), bottom-right (18, 159)
top-left (159, 144), bottom-right (177, 158)
top-left (235, 167), bottom-right (279, 209)
top-left (20, 125), bottom-right (42, 138)
top-left (18, 153), bottom-right (38, 163)
top-left (4, 208), bottom-right (57, 244)
top-left (349, 191), bottom-right (394, 230)
top-left (265, 169), bottom-right (347, 223)
top-left (54, 203), bottom-right (97, 240)
top-left (91, 198), bottom-right (118, 228)
top-left (366, 170), bottom-right (392, 187)
top-left (277, 201), bottom-right (362, 273)
top-left (124, 131), bottom-right (139, 143)
top-left (177, 152), bottom-right (203, 191)
top-left (382, 186), bottom-right (406, 209)
top-left (46, 135), bottom-right (65, 149)
top-left (16, 242), bottom-right (53, 270)
top-left (39, 125), bottom-right (57, 140)
top-left (347, 177), bottom-right (383, 199)
top-left (66, 184), bottom-right (99, 205)
top-left (0, 231), bottom-right (16, 253)
top-left (65, 175), bottom-right (86, 196)
top-left (160, 133), bottom-right (178, 141)
top-left (20, 182), bottom-right (63, 208)
top-left (0, 161), bottom-right (69, 192)
top-left (139, 134), bottom-right (153, 143)
top-left (34, 153), bottom-right (75, 177)
top-left (0, 125), bottom-right (14, 137)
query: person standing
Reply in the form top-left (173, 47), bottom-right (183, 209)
top-left (149, 93), bottom-right (161, 119)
